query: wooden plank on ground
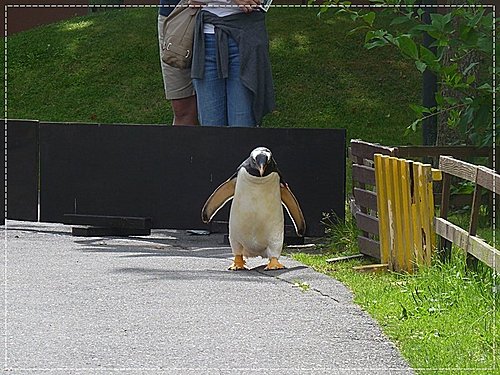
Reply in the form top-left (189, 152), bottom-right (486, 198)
top-left (326, 254), bottom-right (364, 263)
top-left (64, 214), bottom-right (152, 229)
top-left (353, 264), bottom-right (388, 273)
top-left (72, 227), bottom-right (151, 237)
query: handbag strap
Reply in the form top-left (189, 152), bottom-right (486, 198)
top-left (166, 0), bottom-right (191, 21)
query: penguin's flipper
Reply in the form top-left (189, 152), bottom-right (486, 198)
top-left (201, 177), bottom-right (236, 223)
top-left (280, 184), bottom-right (306, 237)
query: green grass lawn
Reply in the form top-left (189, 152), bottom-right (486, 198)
top-left (5, 7), bottom-right (421, 145)
top-left (291, 249), bottom-right (498, 374)
top-left (6, 9), bottom-right (167, 124)
top-left (289, 205), bottom-right (498, 373)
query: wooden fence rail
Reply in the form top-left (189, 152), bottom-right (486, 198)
top-left (437, 156), bottom-right (500, 272)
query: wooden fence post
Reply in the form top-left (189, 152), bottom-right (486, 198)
top-left (375, 154), bottom-right (439, 273)
top-left (439, 171), bottom-right (452, 261)
top-left (374, 155), bottom-right (390, 266)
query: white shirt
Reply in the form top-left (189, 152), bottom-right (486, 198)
top-left (196, 0), bottom-right (243, 33)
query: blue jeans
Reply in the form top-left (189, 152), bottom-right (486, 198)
top-left (193, 34), bottom-right (256, 127)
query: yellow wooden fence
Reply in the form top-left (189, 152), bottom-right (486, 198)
top-left (374, 154), bottom-right (442, 273)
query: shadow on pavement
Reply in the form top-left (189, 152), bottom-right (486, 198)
top-left (5, 225), bottom-right (70, 236)
top-left (249, 265), bottom-right (309, 276)
top-left (114, 264), bottom-right (310, 283)
top-left (77, 244), bottom-right (232, 260)
top-left (114, 267), bottom-right (276, 283)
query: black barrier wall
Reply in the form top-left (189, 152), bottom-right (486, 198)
top-left (10, 121), bottom-right (345, 236)
top-left (6, 119), bottom-right (39, 222)
top-left (1, 121), bottom-right (4, 225)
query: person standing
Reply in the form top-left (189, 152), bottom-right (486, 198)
top-left (191, 0), bottom-right (275, 127)
top-left (158, 0), bottom-right (199, 125)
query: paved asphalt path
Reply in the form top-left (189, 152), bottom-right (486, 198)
top-left (1, 221), bottom-right (413, 374)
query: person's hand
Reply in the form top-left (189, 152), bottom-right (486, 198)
top-left (234, 0), bottom-right (261, 13)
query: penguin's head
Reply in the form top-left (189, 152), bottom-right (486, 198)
top-left (249, 147), bottom-right (273, 177)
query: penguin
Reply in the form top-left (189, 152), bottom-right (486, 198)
top-left (201, 147), bottom-right (306, 270)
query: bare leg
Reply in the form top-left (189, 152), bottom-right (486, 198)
top-left (171, 95), bottom-right (198, 126)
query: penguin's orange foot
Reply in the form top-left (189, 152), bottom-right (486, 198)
top-left (228, 255), bottom-right (247, 271)
top-left (264, 257), bottom-right (285, 270)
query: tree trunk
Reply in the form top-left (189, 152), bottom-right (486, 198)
top-left (435, 0), bottom-right (481, 146)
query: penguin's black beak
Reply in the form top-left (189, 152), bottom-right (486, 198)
top-left (255, 154), bottom-right (268, 176)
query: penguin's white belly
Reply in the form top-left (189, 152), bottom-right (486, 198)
top-left (229, 169), bottom-right (284, 259)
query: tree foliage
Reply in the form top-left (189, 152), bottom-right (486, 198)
top-left (317, 0), bottom-right (498, 146)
